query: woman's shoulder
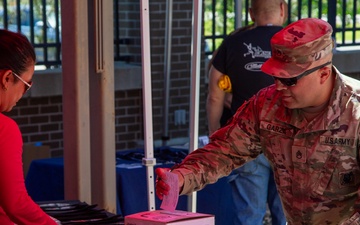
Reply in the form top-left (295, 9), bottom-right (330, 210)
top-left (0, 113), bottom-right (20, 134)
top-left (0, 113), bottom-right (17, 123)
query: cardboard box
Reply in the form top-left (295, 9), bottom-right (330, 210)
top-left (22, 144), bottom-right (50, 177)
top-left (125, 210), bottom-right (214, 225)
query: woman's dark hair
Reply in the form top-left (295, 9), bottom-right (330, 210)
top-left (0, 29), bottom-right (36, 76)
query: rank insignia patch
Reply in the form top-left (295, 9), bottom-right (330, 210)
top-left (292, 146), bottom-right (306, 163)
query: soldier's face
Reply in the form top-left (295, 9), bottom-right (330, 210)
top-left (275, 68), bottom-right (323, 109)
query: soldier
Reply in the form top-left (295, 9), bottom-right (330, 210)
top-left (156, 18), bottom-right (360, 224)
top-left (206, 0), bottom-right (287, 224)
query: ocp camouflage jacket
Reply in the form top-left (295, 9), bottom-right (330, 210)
top-left (173, 66), bottom-right (360, 225)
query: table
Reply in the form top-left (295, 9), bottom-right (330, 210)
top-left (26, 157), bottom-right (64, 200)
top-left (25, 148), bottom-right (235, 225)
top-left (37, 200), bottom-right (124, 224)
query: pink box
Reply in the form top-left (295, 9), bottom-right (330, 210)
top-left (124, 210), bottom-right (214, 225)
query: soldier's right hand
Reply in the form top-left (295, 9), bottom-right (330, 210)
top-left (155, 168), bottom-right (171, 200)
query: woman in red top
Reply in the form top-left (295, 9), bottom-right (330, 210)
top-left (0, 29), bottom-right (59, 225)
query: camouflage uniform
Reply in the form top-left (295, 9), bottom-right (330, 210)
top-left (172, 67), bottom-right (360, 224)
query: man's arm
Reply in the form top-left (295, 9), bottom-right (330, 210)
top-left (206, 65), bottom-right (226, 135)
top-left (224, 92), bottom-right (232, 110)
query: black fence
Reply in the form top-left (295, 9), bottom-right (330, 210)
top-left (204, 0), bottom-right (360, 58)
top-left (1, 0), bottom-right (359, 68)
top-left (0, 0), bottom-right (61, 68)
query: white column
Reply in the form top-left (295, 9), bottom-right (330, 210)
top-left (88, 0), bottom-right (116, 213)
top-left (61, 0), bottom-right (92, 203)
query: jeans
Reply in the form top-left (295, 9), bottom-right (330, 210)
top-left (227, 154), bottom-right (286, 225)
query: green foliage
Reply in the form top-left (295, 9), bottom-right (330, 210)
top-left (204, 0), bottom-right (237, 52)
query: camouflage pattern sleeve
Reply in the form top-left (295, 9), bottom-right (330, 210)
top-left (173, 93), bottom-right (265, 195)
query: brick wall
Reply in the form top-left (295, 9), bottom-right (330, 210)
top-left (115, 90), bottom-right (143, 150)
top-left (5, 0), bottom-right (208, 155)
top-left (5, 96), bottom-right (64, 157)
top-left (116, 0), bottom-right (142, 63)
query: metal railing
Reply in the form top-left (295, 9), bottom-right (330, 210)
top-left (1, 0), bottom-right (360, 68)
top-left (0, 0), bottom-right (62, 68)
top-left (204, 0), bottom-right (360, 58)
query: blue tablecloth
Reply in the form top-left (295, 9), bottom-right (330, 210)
top-left (25, 148), bottom-right (235, 225)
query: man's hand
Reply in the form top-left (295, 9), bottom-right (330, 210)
top-left (155, 168), bottom-right (171, 200)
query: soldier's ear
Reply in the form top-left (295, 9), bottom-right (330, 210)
top-left (319, 66), bottom-right (332, 84)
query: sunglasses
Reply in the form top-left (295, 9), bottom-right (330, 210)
top-left (274, 61), bottom-right (332, 87)
top-left (12, 72), bottom-right (33, 93)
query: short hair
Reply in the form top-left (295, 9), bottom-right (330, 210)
top-left (250, 0), bottom-right (284, 18)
